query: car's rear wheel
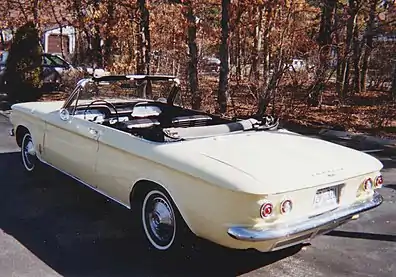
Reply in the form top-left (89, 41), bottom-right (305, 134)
top-left (139, 187), bottom-right (196, 255)
top-left (21, 132), bottom-right (40, 174)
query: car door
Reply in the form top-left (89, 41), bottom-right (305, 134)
top-left (93, 124), bottom-right (148, 205)
top-left (42, 110), bottom-right (100, 186)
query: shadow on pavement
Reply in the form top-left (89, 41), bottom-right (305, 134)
top-left (326, 230), bottom-right (396, 243)
top-left (0, 100), bottom-right (10, 111)
top-left (376, 158), bottom-right (396, 171)
top-left (0, 152), bottom-right (299, 277)
top-left (383, 184), bottom-right (396, 191)
top-left (0, 94), bottom-right (10, 111)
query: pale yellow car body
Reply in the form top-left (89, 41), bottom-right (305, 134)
top-left (10, 98), bottom-right (383, 252)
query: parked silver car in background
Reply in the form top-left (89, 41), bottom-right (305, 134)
top-left (0, 51), bottom-right (75, 90)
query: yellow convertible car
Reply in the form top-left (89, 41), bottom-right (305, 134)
top-left (9, 75), bottom-right (384, 253)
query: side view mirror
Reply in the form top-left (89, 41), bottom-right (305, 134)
top-left (59, 108), bottom-right (70, 121)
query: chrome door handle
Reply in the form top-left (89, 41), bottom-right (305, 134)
top-left (89, 128), bottom-right (99, 137)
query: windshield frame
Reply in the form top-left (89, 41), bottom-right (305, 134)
top-left (62, 75), bottom-right (181, 113)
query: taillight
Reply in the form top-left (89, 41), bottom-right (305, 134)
top-left (375, 175), bottom-right (383, 188)
top-left (260, 202), bottom-right (273, 218)
top-left (280, 199), bottom-right (293, 214)
top-left (364, 178), bottom-right (373, 191)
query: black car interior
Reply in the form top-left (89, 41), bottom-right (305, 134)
top-left (73, 99), bottom-right (233, 142)
top-left (67, 76), bottom-right (279, 142)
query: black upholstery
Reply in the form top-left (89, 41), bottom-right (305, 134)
top-left (171, 115), bottom-right (212, 128)
top-left (164, 119), bottom-right (257, 139)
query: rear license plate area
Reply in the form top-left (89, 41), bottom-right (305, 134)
top-left (313, 185), bottom-right (340, 211)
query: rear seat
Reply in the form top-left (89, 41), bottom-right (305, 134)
top-left (122, 118), bottom-right (160, 129)
top-left (164, 119), bottom-right (258, 139)
top-left (171, 115), bottom-right (212, 128)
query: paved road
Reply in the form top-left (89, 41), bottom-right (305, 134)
top-left (0, 115), bottom-right (395, 277)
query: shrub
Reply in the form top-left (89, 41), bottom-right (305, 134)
top-left (4, 21), bottom-right (43, 102)
top-left (60, 69), bottom-right (87, 93)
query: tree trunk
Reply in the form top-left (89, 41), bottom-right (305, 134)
top-left (90, 0), bottom-right (103, 69)
top-left (49, 0), bottom-right (65, 57)
top-left (71, 0), bottom-right (91, 64)
top-left (360, 0), bottom-right (378, 92)
top-left (218, 0), bottom-right (230, 113)
top-left (235, 26), bottom-right (241, 82)
top-left (136, 0), bottom-right (151, 75)
top-left (335, 9), bottom-right (343, 100)
top-left (0, 31), bottom-right (4, 47)
top-left (309, 0), bottom-right (337, 106)
top-left (262, 8), bottom-right (273, 87)
top-left (241, 28), bottom-right (247, 77)
top-left (92, 25), bottom-right (103, 68)
top-left (352, 13), bottom-right (361, 94)
top-left (251, 6), bottom-right (263, 82)
top-left (104, 0), bottom-right (115, 68)
top-left (183, 1), bottom-right (200, 110)
top-left (258, 5), bottom-right (291, 116)
top-left (340, 0), bottom-right (357, 98)
top-left (60, 26), bottom-right (64, 58)
top-left (392, 61), bottom-right (396, 101)
top-left (32, 0), bottom-right (39, 28)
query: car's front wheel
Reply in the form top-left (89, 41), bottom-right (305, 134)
top-left (21, 132), bottom-right (40, 174)
top-left (139, 187), bottom-right (196, 254)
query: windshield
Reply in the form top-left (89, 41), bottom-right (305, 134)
top-left (44, 54), bottom-right (70, 67)
top-left (66, 77), bottom-right (182, 112)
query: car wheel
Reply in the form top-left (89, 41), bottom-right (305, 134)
top-left (140, 187), bottom-right (195, 254)
top-left (21, 132), bottom-right (40, 174)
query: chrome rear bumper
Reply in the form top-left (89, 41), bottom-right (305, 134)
top-left (227, 191), bottom-right (383, 251)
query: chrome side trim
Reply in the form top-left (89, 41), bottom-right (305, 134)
top-left (37, 156), bottom-right (130, 209)
top-left (228, 191), bottom-right (383, 243)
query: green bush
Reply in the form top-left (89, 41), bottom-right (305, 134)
top-left (4, 21), bottom-right (43, 102)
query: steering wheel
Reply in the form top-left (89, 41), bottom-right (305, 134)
top-left (83, 99), bottom-right (119, 124)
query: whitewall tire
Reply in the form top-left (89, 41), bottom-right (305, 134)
top-left (142, 189), bottom-right (177, 251)
top-left (139, 187), bottom-right (195, 254)
top-left (20, 132), bottom-right (43, 177)
top-left (21, 133), bottom-right (38, 172)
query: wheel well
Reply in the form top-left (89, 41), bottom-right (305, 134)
top-left (129, 180), bottom-right (159, 208)
top-left (15, 126), bottom-right (29, 147)
top-left (130, 180), bottom-right (195, 236)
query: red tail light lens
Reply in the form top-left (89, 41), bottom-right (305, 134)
top-left (364, 178), bottom-right (373, 191)
top-left (260, 203), bottom-right (273, 218)
top-left (375, 175), bottom-right (383, 188)
top-left (280, 200), bottom-right (293, 214)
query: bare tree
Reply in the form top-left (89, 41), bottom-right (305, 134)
top-left (360, 0), bottom-right (378, 92)
top-left (392, 60), bottom-right (396, 100)
top-left (136, 0), bottom-right (151, 75)
top-left (308, 0), bottom-right (337, 106)
top-left (251, 5), bottom-right (263, 81)
top-left (218, 0), bottom-right (230, 113)
top-left (104, 0), bottom-right (116, 68)
top-left (182, 0), bottom-right (200, 110)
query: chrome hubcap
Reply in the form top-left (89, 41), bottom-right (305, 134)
top-left (26, 141), bottom-right (36, 156)
top-left (22, 135), bottom-right (36, 170)
top-left (143, 192), bottom-right (176, 250)
top-left (149, 197), bottom-right (174, 241)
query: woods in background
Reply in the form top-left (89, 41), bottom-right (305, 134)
top-left (0, 0), bottom-right (395, 115)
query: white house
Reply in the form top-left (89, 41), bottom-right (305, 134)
top-left (1, 25), bottom-right (77, 57)
top-left (43, 25), bottom-right (77, 56)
